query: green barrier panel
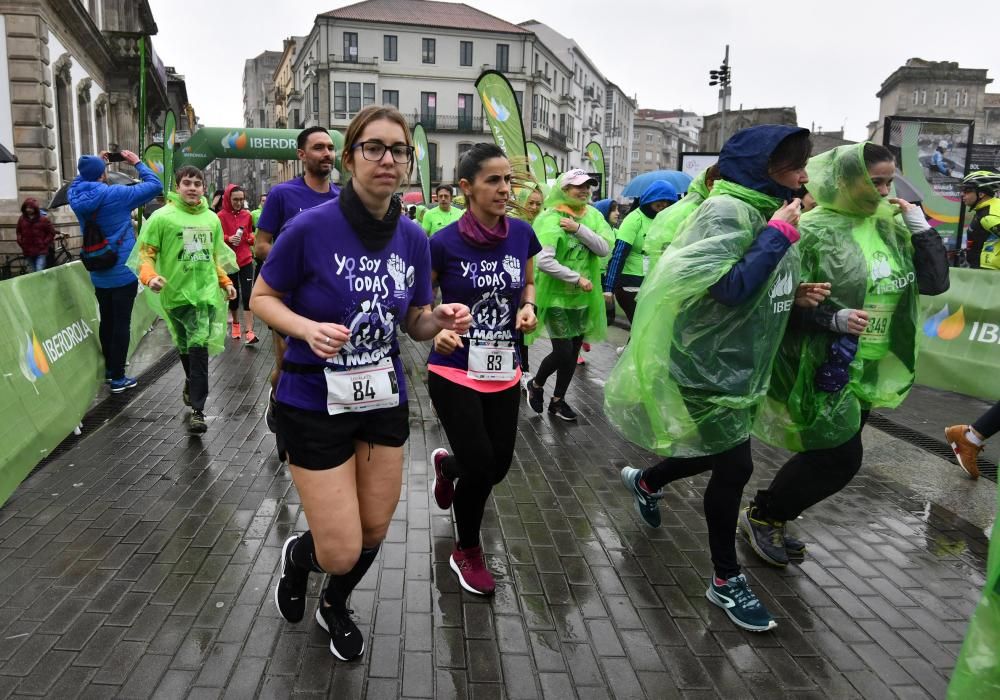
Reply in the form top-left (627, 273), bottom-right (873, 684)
top-left (0, 264), bottom-right (164, 507)
top-left (0, 262), bottom-right (103, 505)
top-left (917, 268), bottom-right (1000, 401)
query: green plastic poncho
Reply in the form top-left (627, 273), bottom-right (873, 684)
top-left (127, 192), bottom-right (238, 356)
top-left (527, 186), bottom-right (614, 344)
top-left (948, 483), bottom-right (1000, 698)
top-left (603, 180), bottom-right (800, 457)
top-left (753, 143), bottom-right (920, 452)
top-left (644, 168), bottom-right (711, 269)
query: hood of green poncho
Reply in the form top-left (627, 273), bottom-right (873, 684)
top-left (544, 184), bottom-right (589, 218)
top-left (688, 169), bottom-right (711, 199)
top-left (167, 190), bottom-right (210, 216)
top-left (806, 143), bottom-right (891, 218)
top-left (709, 180), bottom-right (783, 217)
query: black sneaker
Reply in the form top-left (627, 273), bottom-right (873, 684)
top-left (527, 380), bottom-right (544, 414)
top-left (784, 533), bottom-right (807, 559)
top-left (188, 410), bottom-right (208, 435)
top-left (738, 506), bottom-right (788, 567)
top-left (276, 434), bottom-right (288, 464)
top-left (273, 535), bottom-right (309, 622)
top-left (620, 466), bottom-right (663, 528)
top-left (182, 381), bottom-right (190, 407)
top-left (315, 603), bottom-right (364, 661)
top-left (548, 399), bottom-right (577, 422)
top-left (265, 388), bottom-right (278, 433)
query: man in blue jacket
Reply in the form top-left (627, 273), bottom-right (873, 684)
top-left (69, 150), bottom-right (162, 393)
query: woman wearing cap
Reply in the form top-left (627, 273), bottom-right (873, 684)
top-left (525, 169), bottom-right (612, 422)
top-left (606, 126), bottom-right (822, 633)
top-left (603, 181), bottom-right (679, 323)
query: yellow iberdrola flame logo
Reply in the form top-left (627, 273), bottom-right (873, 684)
top-left (923, 305), bottom-right (965, 340)
top-left (19, 332), bottom-right (50, 382)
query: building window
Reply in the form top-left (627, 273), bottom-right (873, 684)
top-left (646, 133), bottom-right (653, 143)
top-left (348, 82), bottom-right (361, 113)
top-left (533, 54), bottom-right (538, 72)
top-left (422, 38), bottom-right (435, 64)
top-left (54, 59), bottom-right (76, 181)
top-left (934, 89), bottom-right (939, 106)
top-left (312, 84), bottom-right (319, 114)
top-left (334, 82), bottom-right (346, 116)
top-left (334, 82), bottom-right (375, 119)
top-left (645, 152), bottom-right (653, 162)
top-left (496, 44), bottom-right (509, 73)
top-left (460, 41), bottom-right (473, 67)
top-left (457, 93), bottom-right (473, 130)
top-left (513, 91), bottom-right (523, 113)
top-left (363, 83), bottom-right (375, 107)
top-left (912, 89), bottom-right (919, 106)
top-left (343, 32), bottom-right (358, 62)
top-left (382, 89), bottom-right (398, 108)
top-left (457, 142), bottom-right (473, 171)
top-left (631, 150), bottom-right (639, 160)
top-left (421, 92), bottom-right (437, 128)
top-left (942, 90), bottom-right (948, 107)
top-left (921, 90), bottom-right (927, 105)
top-left (384, 35), bottom-right (397, 62)
top-left (77, 81), bottom-right (93, 155)
top-left (95, 96), bottom-right (108, 149)
top-left (964, 90), bottom-right (969, 107)
top-left (428, 142), bottom-right (438, 181)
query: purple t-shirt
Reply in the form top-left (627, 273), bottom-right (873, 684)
top-left (260, 200), bottom-right (434, 411)
top-left (427, 218), bottom-right (541, 372)
top-left (257, 176), bottom-right (341, 238)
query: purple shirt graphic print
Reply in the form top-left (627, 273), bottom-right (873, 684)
top-left (427, 218), bottom-right (541, 373)
top-left (260, 199), bottom-right (433, 411)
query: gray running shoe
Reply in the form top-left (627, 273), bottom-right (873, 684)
top-left (739, 506), bottom-right (788, 567)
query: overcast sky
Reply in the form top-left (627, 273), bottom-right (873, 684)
top-left (148, 0), bottom-right (998, 142)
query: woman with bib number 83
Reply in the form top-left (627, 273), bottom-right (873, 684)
top-left (427, 143), bottom-right (541, 595)
top-left (251, 106), bottom-right (471, 662)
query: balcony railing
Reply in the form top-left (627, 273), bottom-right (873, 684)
top-left (329, 54), bottom-right (379, 66)
top-left (405, 114), bottom-right (485, 133)
top-left (531, 122), bottom-right (568, 148)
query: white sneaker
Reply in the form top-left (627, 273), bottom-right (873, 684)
top-left (615, 346), bottom-right (625, 357)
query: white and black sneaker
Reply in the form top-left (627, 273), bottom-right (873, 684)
top-left (274, 536), bottom-right (309, 622)
top-left (316, 603), bottom-right (364, 661)
top-left (548, 399), bottom-right (578, 422)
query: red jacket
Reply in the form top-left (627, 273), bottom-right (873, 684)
top-left (216, 184), bottom-right (256, 267)
top-left (16, 198), bottom-right (57, 256)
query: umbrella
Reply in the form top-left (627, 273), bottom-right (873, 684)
top-left (0, 143), bottom-right (16, 163)
top-left (402, 191), bottom-right (424, 205)
top-left (623, 170), bottom-right (693, 198)
top-left (48, 170), bottom-right (139, 209)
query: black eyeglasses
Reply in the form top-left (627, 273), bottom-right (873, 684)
top-left (352, 141), bottom-right (414, 164)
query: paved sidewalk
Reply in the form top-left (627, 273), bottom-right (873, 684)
top-left (0, 326), bottom-right (989, 699)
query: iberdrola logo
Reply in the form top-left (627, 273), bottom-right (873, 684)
top-left (414, 142), bottom-right (425, 162)
top-left (19, 332), bottom-right (50, 383)
top-left (221, 131), bottom-right (248, 150)
top-left (528, 151), bottom-right (538, 162)
top-left (484, 96), bottom-right (510, 123)
top-left (923, 304), bottom-right (965, 340)
top-left (769, 271), bottom-right (793, 299)
top-left (145, 157), bottom-right (164, 175)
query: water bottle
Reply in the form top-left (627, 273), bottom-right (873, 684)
top-left (233, 226), bottom-right (244, 246)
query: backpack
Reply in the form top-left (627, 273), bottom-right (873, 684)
top-left (79, 212), bottom-right (119, 271)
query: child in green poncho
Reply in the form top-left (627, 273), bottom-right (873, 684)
top-left (743, 142), bottom-right (949, 567)
top-left (133, 166), bottom-right (238, 434)
top-left (525, 169), bottom-right (612, 421)
top-left (606, 126), bottom-right (824, 634)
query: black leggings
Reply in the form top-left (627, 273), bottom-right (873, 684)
top-left (428, 373), bottom-right (521, 549)
top-left (179, 348), bottom-right (209, 411)
top-left (532, 335), bottom-right (584, 399)
top-left (753, 413), bottom-right (869, 523)
top-left (613, 287), bottom-right (639, 324)
top-left (641, 439), bottom-right (754, 580)
top-left (229, 263), bottom-right (254, 312)
top-left (973, 402), bottom-right (1000, 440)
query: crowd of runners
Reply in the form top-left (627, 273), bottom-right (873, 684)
top-left (74, 104), bottom-right (1000, 661)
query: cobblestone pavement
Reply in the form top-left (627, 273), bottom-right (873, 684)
top-left (0, 326), bottom-right (987, 699)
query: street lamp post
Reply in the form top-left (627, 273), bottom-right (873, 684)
top-left (708, 45), bottom-right (732, 149)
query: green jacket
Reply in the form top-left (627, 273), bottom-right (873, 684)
top-left (421, 205), bottom-right (463, 236)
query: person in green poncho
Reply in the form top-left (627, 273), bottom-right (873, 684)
top-left (645, 164), bottom-right (720, 269)
top-left (250, 193), bottom-right (266, 227)
top-left (606, 125), bottom-right (825, 633)
top-left (421, 185), bottom-right (463, 236)
top-left (525, 169), bottom-right (612, 421)
top-left (744, 142), bottom-right (949, 569)
top-left (133, 166), bottom-right (238, 434)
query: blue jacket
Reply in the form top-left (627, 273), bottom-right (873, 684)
top-left (68, 163), bottom-right (162, 288)
top-left (710, 125), bottom-right (808, 306)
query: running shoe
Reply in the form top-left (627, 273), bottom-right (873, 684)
top-left (784, 533), bottom-right (807, 559)
top-left (615, 346), bottom-right (625, 357)
top-left (450, 545), bottom-right (496, 595)
top-left (706, 573), bottom-right (777, 632)
top-left (431, 448), bottom-right (455, 509)
top-left (944, 425), bottom-right (982, 480)
top-left (527, 380), bottom-right (544, 414)
top-left (188, 410), bottom-right (208, 435)
top-left (105, 370), bottom-right (113, 384)
top-left (576, 355), bottom-right (586, 366)
top-left (520, 371), bottom-right (533, 393)
top-left (620, 466), bottom-right (663, 528)
top-left (738, 506), bottom-right (789, 568)
top-left (109, 376), bottom-right (138, 394)
top-left (276, 434), bottom-right (287, 464)
top-left (245, 330), bottom-right (259, 345)
top-left (274, 535), bottom-right (309, 622)
top-left (581, 342), bottom-right (591, 352)
top-left (182, 380), bottom-right (190, 407)
top-left (265, 388), bottom-right (278, 433)
top-left (315, 604), bottom-right (364, 660)
top-left (548, 399), bottom-right (578, 422)
top-left (231, 322), bottom-right (241, 339)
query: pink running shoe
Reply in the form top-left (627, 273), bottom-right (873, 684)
top-left (431, 448), bottom-right (455, 509)
top-left (450, 544), bottom-right (495, 595)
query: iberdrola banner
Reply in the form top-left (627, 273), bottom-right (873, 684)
top-left (175, 127), bottom-right (345, 172)
top-left (916, 267), bottom-right (1000, 401)
top-left (585, 141), bottom-right (607, 199)
top-left (526, 141), bottom-right (545, 185)
top-left (475, 70), bottom-right (528, 177)
top-left (543, 154), bottom-right (559, 182)
top-left (162, 110), bottom-right (176, 195)
top-left (413, 123), bottom-right (431, 206)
